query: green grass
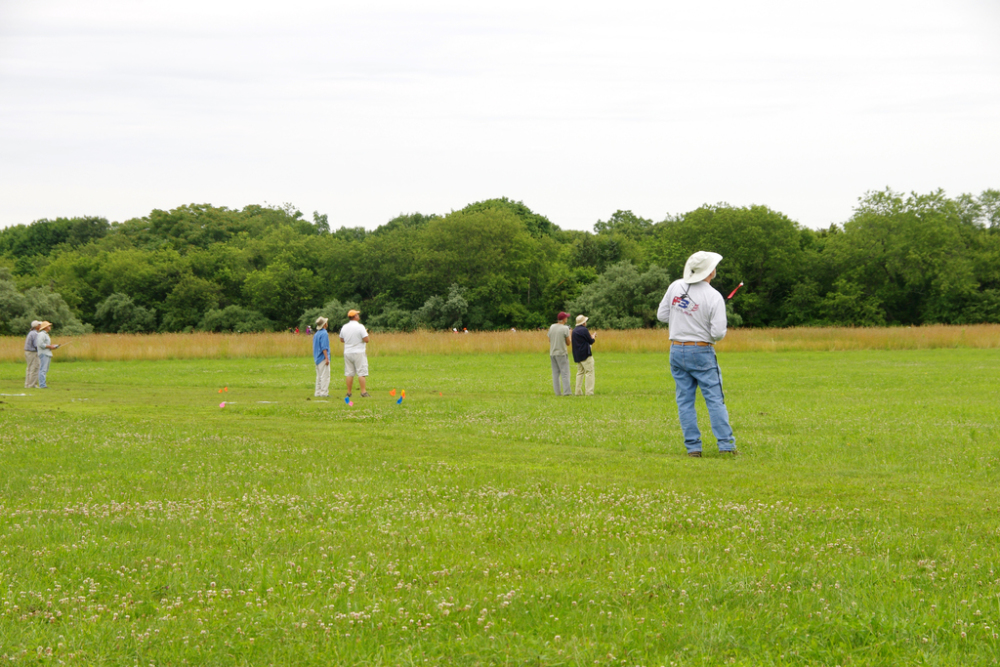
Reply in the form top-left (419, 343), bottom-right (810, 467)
top-left (1, 350), bottom-right (999, 666)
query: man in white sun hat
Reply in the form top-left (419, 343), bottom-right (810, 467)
top-left (657, 251), bottom-right (737, 458)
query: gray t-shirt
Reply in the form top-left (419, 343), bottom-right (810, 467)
top-left (547, 323), bottom-right (571, 357)
top-left (656, 279), bottom-right (727, 343)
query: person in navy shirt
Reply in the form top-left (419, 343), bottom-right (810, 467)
top-left (571, 314), bottom-right (596, 396)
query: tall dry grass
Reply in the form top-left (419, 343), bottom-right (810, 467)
top-left (2, 325), bottom-right (1000, 363)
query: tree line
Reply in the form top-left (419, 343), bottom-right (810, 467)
top-left (1, 189), bottom-right (998, 336)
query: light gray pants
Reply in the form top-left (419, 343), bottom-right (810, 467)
top-left (550, 355), bottom-right (571, 395)
top-left (25, 351), bottom-right (39, 388)
top-left (315, 361), bottom-right (330, 397)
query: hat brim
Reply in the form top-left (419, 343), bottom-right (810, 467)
top-left (683, 253), bottom-right (723, 283)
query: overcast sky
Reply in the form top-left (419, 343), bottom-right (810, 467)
top-left (1, 0), bottom-right (998, 232)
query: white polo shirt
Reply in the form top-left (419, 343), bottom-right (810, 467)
top-left (339, 320), bottom-right (368, 354)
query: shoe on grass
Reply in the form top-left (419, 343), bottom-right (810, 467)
top-left (687, 451), bottom-right (702, 458)
top-left (720, 450), bottom-right (739, 456)
top-left (360, 392), bottom-right (371, 398)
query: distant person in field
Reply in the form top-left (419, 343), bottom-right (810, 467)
top-left (35, 321), bottom-right (61, 389)
top-left (312, 317), bottom-right (331, 398)
top-left (24, 320), bottom-right (41, 389)
top-left (571, 314), bottom-right (596, 396)
top-left (340, 309), bottom-right (370, 398)
top-left (657, 251), bottom-right (737, 458)
top-left (547, 311), bottom-right (572, 396)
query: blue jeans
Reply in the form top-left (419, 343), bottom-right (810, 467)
top-left (669, 345), bottom-right (735, 453)
top-left (37, 355), bottom-right (52, 388)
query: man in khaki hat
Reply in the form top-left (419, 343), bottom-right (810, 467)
top-left (657, 251), bottom-right (737, 458)
top-left (339, 309), bottom-right (370, 398)
top-left (24, 320), bottom-right (41, 388)
top-left (571, 314), bottom-right (596, 396)
top-left (312, 316), bottom-right (331, 397)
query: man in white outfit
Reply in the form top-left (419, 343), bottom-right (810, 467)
top-left (339, 309), bottom-right (371, 398)
top-left (657, 251), bottom-right (737, 458)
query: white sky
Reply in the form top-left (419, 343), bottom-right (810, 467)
top-left (1, 0), bottom-right (998, 232)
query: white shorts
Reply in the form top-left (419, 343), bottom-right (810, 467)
top-left (344, 351), bottom-right (368, 377)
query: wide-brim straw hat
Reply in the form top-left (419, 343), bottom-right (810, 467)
top-left (683, 251), bottom-right (723, 283)
top-left (575, 314), bottom-right (589, 326)
top-left (315, 316), bottom-right (328, 328)
top-left (39, 321), bottom-right (53, 331)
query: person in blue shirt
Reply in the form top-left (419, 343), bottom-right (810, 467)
top-left (312, 317), bottom-right (331, 397)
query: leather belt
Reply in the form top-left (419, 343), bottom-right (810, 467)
top-left (671, 341), bottom-right (713, 347)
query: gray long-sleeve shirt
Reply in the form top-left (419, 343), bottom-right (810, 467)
top-left (657, 279), bottom-right (728, 343)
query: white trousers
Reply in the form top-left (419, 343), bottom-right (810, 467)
top-left (575, 356), bottom-right (595, 396)
top-left (315, 361), bottom-right (330, 397)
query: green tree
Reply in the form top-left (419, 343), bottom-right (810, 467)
top-left (593, 210), bottom-right (653, 239)
top-left (409, 207), bottom-right (556, 328)
top-left (312, 211), bottom-right (330, 235)
top-left (160, 275), bottom-right (222, 332)
top-left (565, 261), bottom-right (672, 329)
top-left (242, 262), bottom-right (321, 327)
top-left (0, 270), bottom-right (92, 336)
top-left (93, 293), bottom-right (157, 333)
top-left (459, 198), bottom-right (557, 238)
top-left (823, 189), bottom-right (985, 325)
top-left (416, 285), bottom-right (469, 330)
top-left (366, 303), bottom-right (418, 332)
top-left (820, 279), bottom-right (886, 326)
top-left (199, 306), bottom-right (274, 333)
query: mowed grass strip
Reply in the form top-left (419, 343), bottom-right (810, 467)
top-left (1, 350), bottom-right (999, 665)
top-left (3, 323), bottom-right (1000, 363)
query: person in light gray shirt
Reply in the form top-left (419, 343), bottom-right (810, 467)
top-left (547, 312), bottom-right (572, 396)
top-left (657, 251), bottom-right (736, 458)
top-left (24, 320), bottom-right (40, 388)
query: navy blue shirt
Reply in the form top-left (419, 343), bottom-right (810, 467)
top-left (571, 325), bottom-right (595, 363)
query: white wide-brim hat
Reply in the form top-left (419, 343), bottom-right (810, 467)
top-left (683, 251), bottom-right (723, 284)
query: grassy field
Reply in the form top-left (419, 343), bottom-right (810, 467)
top-left (1, 346), bottom-right (999, 665)
top-left (3, 323), bottom-right (1000, 363)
